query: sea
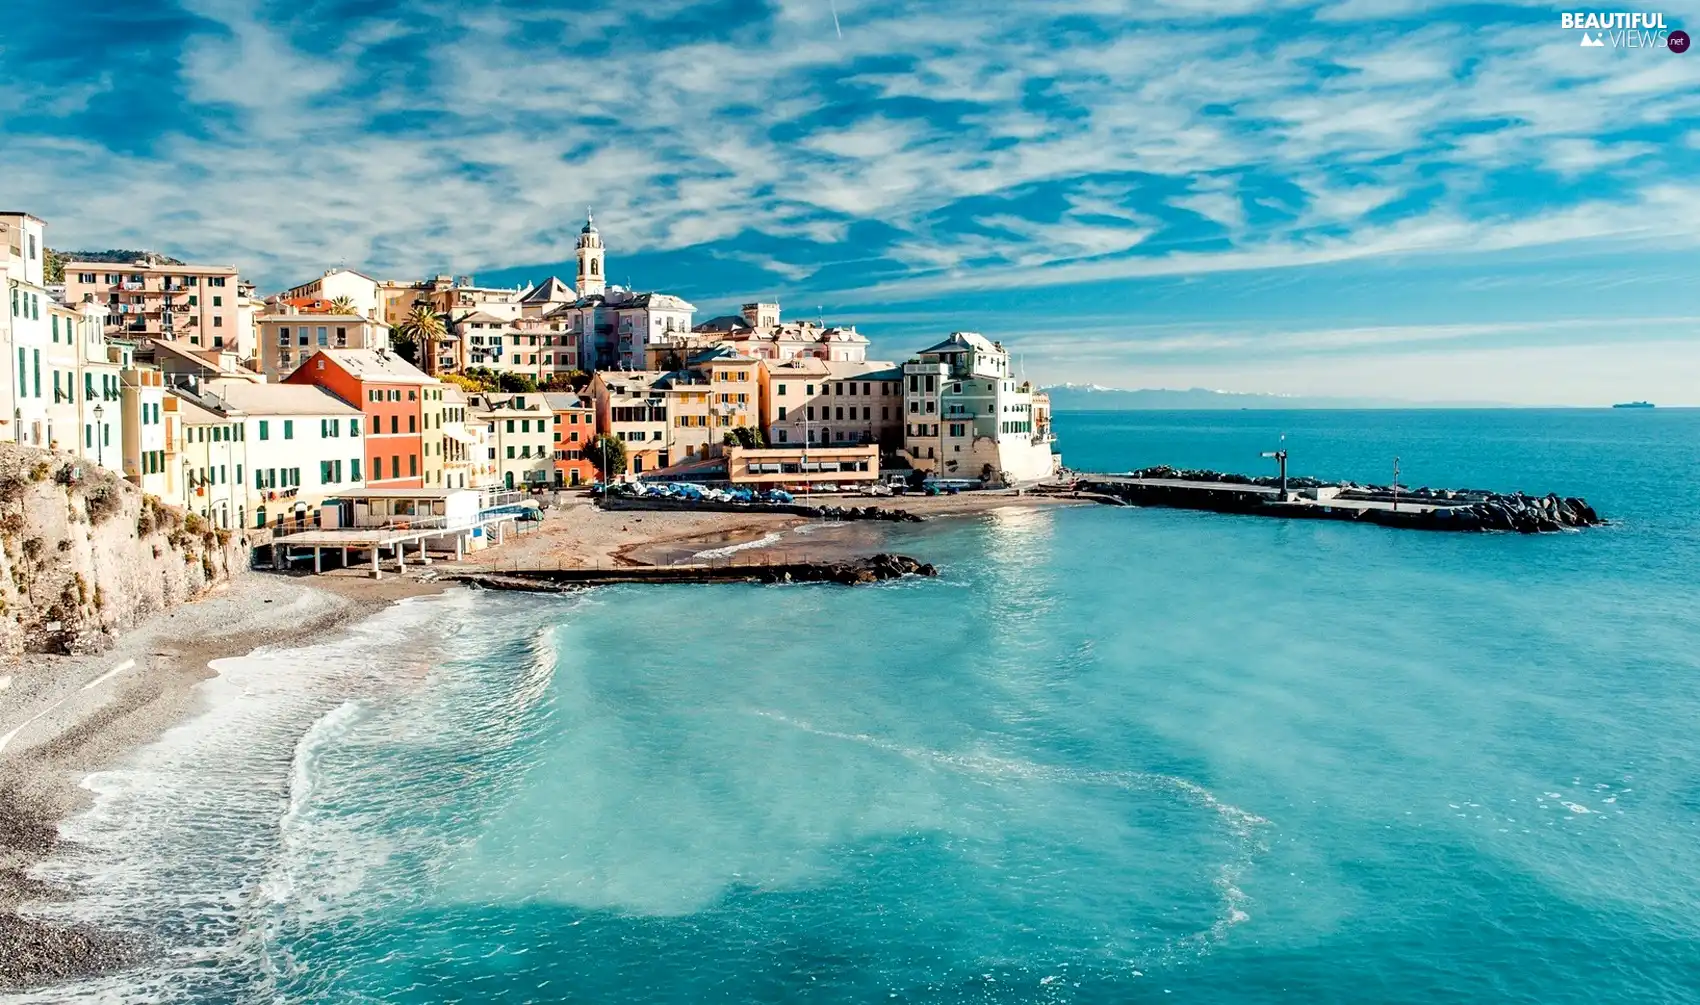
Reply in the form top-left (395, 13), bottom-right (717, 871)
top-left (9, 408), bottom-right (1700, 1004)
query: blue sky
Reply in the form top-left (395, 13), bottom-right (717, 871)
top-left (5, 0), bottom-right (1700, 404)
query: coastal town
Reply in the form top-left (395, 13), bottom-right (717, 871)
top-left (0, 209), bottom-right (1061, 574)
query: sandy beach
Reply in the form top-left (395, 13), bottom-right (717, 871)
top-left (0, 487), bottom-right (1079, 990)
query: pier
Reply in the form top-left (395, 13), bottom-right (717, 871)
top-left (452, 553), bottom-right (938, 589)
top-left (1051, 466), bottom-right (1602, 533)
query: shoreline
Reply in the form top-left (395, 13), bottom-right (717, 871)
top-left (0, 573), bottom-right (447, 990)
top-left (0, 487), bottom-right (1079, 991)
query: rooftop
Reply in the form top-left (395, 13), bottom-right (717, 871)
top-left (205, 379), bottom-right (362, 416)
top-left (296, 347), bottom-right (436, 384)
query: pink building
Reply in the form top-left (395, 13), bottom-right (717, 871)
top-left (65, 260), bottom-right (243, 350)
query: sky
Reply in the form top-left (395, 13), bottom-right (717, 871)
top-left (4, 0), bottom-right (1700, 405)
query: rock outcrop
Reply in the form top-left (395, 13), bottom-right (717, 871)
top-left (0, 445), bottom-right (247, 656)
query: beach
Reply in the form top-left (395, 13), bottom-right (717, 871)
top-left (0, 488), bottom-right (1075, 990)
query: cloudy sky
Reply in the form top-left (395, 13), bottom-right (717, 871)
top-left (5, 0), bottom-right (1700, 404)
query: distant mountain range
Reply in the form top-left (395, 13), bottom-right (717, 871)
top-left (1039, 384), bottom-right (1507, 410)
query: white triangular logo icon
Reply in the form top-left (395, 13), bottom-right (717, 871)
top-left (1580, 31), bottom-right (1606, 46)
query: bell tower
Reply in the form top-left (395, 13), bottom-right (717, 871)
top-left (576, 209), bottom-right (605, 298)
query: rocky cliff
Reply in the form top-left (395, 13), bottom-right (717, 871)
top-left (0, 445), bottom-right (247, 656)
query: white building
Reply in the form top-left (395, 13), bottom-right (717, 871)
top-left (469, 392), bottom-right (555, 490)
top-left (552, 214), bottom-right (695, 371)
top-left (694, 302), bottom-right (869, 364)
top-left (902, 332), bottom-right (1057, 483)
top-left (2, 212), bottom-right (51, 447)
top-left (201, 378), bottom-right (368, 531)
top-left (282, 268), bottom-right (381, 320)
top-left (44, 299), bottom-right (123, 471)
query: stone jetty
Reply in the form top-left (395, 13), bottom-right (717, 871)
top-left (454, 553), bottom-right (939, 591)
top-left (1048, 467), bottom-right (1603, 534)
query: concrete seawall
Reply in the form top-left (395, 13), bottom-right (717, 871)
top-left (1052, 472), bottom-right (1602, 534)
top-left (453, 553), bottom-right (939, 589)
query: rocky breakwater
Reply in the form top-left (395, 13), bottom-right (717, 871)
top-left (1443, 491), bottom-right (1601, 533)
top-left (757, 552), bottom-right (938, 585)
top-left (800, 503), bottom-right (924, 523)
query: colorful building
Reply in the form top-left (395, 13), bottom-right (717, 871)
top-left (64, 259), bottom-right (242, 347)
top-left (542, 392), bottom-right (597, 486)
top-left (761, 357), bottom-right (903, 450)
top-left (284, 348), bottom-right (438, 489)
top-left (257, 300), bottom-right (391, 381)
top-left (469, 392), bottom-right (554, 490)
top-left (588, 370), bottom-right (669, 476)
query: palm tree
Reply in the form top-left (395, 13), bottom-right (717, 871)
top-left (394, 304), bottom-right (446, 370)
top-left (329, 295), bottom-right (359, 315)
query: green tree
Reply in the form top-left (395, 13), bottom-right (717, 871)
top-left (721, 426), bottom-right (765, 449)
top-left (393, 304), bottom-right (446, 366)
top-left (542, 370), bottom-right (590, 392)
top-left (498, 373), bottom-right (539, 393)
top-left (441, 373), bottom-right (487, 394)
top-left (329, 295), bottom-right (359, 314)
top-left (588, 434), bottom-right (627, 480)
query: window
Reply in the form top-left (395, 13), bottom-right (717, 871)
top-left (777, 406), bottom-right (787, 420)
top-left (391, 456), bottom-right (400, 479)
top-left (408, 415), bottom-right (416, 433)
top-left (350, 419), bottom-right (360, 436)
top-left (258, 420), bottom-right (269, 440)
top-left (390, 415), bottom-right (398, 434)
top-left (409, 454), bottom-right (417, 477)
top-left (316, 326), bottom-right (327, 345)
top-left (320, 461), bottom-right (333, 484)
top-left (350, 458), bottom-right (362, 481)
top-left (212, 296), bottom-right (221, 307)
top-left (507, 445), bottom-right (516, 459)
top-left (283, 420), bottom-right (294, 439)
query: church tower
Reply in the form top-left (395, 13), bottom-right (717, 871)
top-left (576, 209), bottom-right (606, 298)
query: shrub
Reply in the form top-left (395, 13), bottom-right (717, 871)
top-left (29, 461), bottom-right (51, 482)
top-left (85, 485), bottom-right (123, 524)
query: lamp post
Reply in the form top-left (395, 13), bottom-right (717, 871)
top-left (93, 404), bottom-right (105, 467)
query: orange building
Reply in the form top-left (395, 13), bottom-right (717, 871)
top-left (543, 392), bottom-right (598, 486)
top-left (284, 348), bottom-right (440, 488)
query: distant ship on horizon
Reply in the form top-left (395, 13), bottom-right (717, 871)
top-left (1612, 401), bottom-right (1656, 409)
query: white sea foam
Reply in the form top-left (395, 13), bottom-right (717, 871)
top-left (693, 531), bottom-right (783, 559)
top-left (17, 590), bottom-right (560, 1004)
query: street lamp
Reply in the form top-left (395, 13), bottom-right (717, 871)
top-left (93, 404), bottom-right (105, 467)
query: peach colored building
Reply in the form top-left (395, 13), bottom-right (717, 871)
top-left (65, 259), bottom-right (243, 349)
top-left (257, 299), bottom-right (391, 381)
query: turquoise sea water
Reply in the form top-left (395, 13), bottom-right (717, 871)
top-left (12, 409), bottom-right (1700, 1004)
